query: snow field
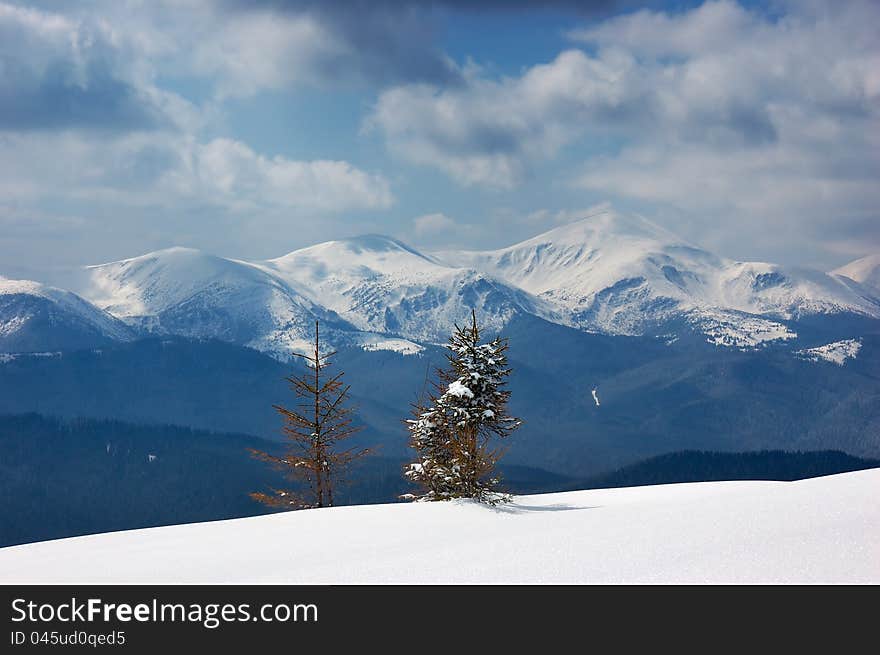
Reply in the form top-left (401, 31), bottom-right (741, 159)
top-left (1, 469), bottom-right (876, 584)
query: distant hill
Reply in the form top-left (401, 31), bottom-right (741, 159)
top-left (1, 332), bottom-right (879, 480)
top-left (578, 449), bottom-right (880, 490)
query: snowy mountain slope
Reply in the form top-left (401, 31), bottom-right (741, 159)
top-left (79, 241), bottom-right (523, 354)
top-left (1, 469), bottom-right (876, 584)
top-left (256, 235), bottom-right (556, 344)
top-left (833, 254), bottom-right (880, 293)
top-left (435, 208), bottom-right (880, 343)
top-left (80, 247), bottom-right (363, 357)
top-left (437, 209), bottom-right (698, 302)
top-left (0, 278), bottom-right (133, 353)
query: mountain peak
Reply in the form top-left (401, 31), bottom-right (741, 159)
top-left (0, 278), bottom-right (86, 304)
top-left (832, 253), bottom-right (880, 291)
top-left (0, 277), bottom-right (48, 297)
top-left (433, 207), bottom-right (703, 302)
top-left (0, 277), bottom-right (132, 352)
top-left (521, 207), bottom-right (686, 249)
top-left (336, 234), bottom-right (416, 253)
top-left (268, 233), bottom-right (438, 271)
top-left (86, 246), bottom-right (209, 270)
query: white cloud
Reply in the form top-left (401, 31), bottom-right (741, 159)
top-left (369, 0), bottom-right (880, 261)
top-left (570, 0), bottom-right (880, 259)
top-left (408, 211), bottom-right (485, 247)
top-left (2, 0), bottom-right (878, 270)
top-left (413, 212), bottom-right (458, 235)
top-left (189, 11), bottom-right (345, 98)
top-left (0, 2), bottom-right (392, 213)
top-left (0, 132), bottom-right (393, 214)
top-left (185, 138), bottom-right (394, 212)
top-left (0, 129), bottom-right (395, 279)
top-left (523, 204), bottom-right (612, 226)
top-left (68, 0), bottom-right (460, 99)
top-left (568, 0), bottom-right (759, 57)
top-left (577, 141), bottom-right (880, 260)
top-left (0, 2), bottom-right (198, 131)
top-left (367, 49), bottom-right (643, 188)
top-left (0, 1), bottom-right (401, 277)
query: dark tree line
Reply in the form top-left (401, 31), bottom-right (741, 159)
top-left (4, 415), bottom-right (874, 546)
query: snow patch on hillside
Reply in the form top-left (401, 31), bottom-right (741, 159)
top-left (0, 314), bottom-right (27, 338)
top-left (0, 351), bottom-right (62, 363)
top-left (1, 469), bottom-right (876, 584)
top-left (693, 310), bottom-right (797, 349)
top-left (358, 336), bottom-right (425, 355)
top-left (797, 339), bottom-right (862, 365)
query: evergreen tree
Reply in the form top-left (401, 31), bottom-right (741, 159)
top-left (250, 321), bottom-right (368, 509)
top-left (403, 399), bottom-right (458, 502)
top-left (405, 310), bottom-right (521, 504)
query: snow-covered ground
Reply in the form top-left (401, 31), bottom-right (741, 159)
top-left (1, 469), bottom-right (877, 584)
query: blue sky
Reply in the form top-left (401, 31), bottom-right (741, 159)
top-left (0, 0), bottom-right (878, 283)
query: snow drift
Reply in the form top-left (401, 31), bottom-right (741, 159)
top-left (1, 469), bottom-right (876, 584)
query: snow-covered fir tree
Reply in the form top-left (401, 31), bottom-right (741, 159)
top-left (405, 310), bottom-right (521, 504)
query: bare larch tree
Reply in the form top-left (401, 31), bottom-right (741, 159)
top-left (250, 321), bottom-right (368, 509)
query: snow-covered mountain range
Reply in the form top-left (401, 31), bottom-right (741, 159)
top-left (2, 208), bottom-right (878, 357)
top-left (440, 210), bottom-right (879, 346)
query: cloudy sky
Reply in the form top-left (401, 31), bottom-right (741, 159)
top-left (1, 0), bottom-right (878, 283)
